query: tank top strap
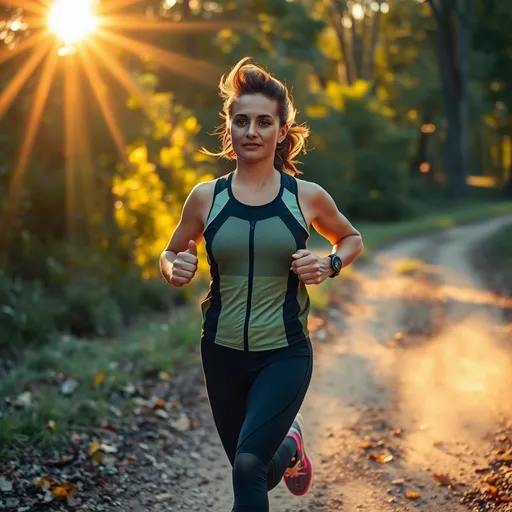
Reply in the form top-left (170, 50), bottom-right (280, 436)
top-left (280, 171), bottom-right (298, 196)
top-left (280, 172), bottom-right (308, 234)
top-left (205, 174), bottom-right (231, 229)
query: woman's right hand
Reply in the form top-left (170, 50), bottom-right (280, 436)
top-left (170, 240), bottom-right (198, 287)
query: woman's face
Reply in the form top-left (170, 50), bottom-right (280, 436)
top-left (229, 93), bottom-right (288, 165)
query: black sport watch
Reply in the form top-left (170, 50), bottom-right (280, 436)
top-left (328, 254), bottom-right (342, 278)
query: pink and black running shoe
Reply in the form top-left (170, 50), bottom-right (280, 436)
top-left (283, 413), bottom-right (313, 496)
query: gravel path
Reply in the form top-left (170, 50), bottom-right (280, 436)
top-left (6, 216), bottom-right (511, 512)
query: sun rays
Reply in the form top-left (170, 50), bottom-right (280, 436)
top-left (0, 0), bottom-right (232, 255)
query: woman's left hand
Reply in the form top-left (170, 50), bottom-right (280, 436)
top-left (290, 250), bottom-right (332, 285)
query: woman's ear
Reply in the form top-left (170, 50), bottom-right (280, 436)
top-left (278, 124), bottom-right (289, 144)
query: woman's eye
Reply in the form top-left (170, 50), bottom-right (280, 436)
top-left (236, 119), bottom-right (247, 126)
top-left (259, 121), bottom-right (270, 127)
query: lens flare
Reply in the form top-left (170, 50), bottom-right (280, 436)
top-left (48, 0), bottom-right (99, 45)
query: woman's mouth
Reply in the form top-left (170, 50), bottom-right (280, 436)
top-left (243, 143), bottom-right (261, 149)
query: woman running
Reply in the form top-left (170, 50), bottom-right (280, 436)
top-left (160, 57), bottom-right (363, 511)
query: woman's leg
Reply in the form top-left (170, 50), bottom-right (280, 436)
top-left (200, 341), bottom-right (249, 466)
top-left (231, 340), bottom-right (313, 511)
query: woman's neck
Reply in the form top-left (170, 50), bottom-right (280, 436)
top-left (234, 158), bottom-right (279, 189)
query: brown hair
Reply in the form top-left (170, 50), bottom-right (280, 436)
top-left (203, 57), bottom-right (310, 176)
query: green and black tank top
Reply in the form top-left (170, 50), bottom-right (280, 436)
top-left (200, 171), bottom-right (311, 352)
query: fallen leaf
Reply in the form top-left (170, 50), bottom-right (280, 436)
top-left (432, 440), bottom-right (442, 447)
top-left (433, 473), bottom-right (454, 487)
top-left (88, 439), bottom-right (101, 456)
top-left (499, 451), bottom-right (512, 462)
top-left (34, 477), bottom-right (58, 491)
top-left (369, 453), bottom-right (393, 463)
top-left (153, 398), bottom-right (166, 409)
top-left (497, 434), bottom-right (508, 442)
top-left (406, 491), bottom-right (421, 500)
top-left (484, 485), bottom-right (498, 498)
top-left (391, 479), bottom-right (405, 486)
top-left (360, 441), bottom-right (372, 449)
top-left (52, 482), bottom-right (79, 499)
top-left (94, 372), bottom-right (105, 386)
top-left (392, 428), bottom-right (402, 436)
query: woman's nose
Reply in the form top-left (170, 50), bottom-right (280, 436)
top-left (246, 121), bottom-right (257, 137)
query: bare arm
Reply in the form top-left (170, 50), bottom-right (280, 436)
top-left (292, 181), bottom-right (363, 284)
top-left (159, 181), bottom-right (215, 285)
top-left (309, 183), bottom-right (363, 270)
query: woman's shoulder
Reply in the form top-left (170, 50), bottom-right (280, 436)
top-left (295, 177), bottom-right (325, 199)
top-left (191, 173), bottom-right (230, 198)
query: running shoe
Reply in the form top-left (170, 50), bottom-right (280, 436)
top-left (283, 413), bottom-right (313, 496)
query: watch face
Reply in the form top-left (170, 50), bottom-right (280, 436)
top-left (332, 255), bottom-right (342, 272)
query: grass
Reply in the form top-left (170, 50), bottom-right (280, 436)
top-left (0, 310), bottom-right (202, 456)
top-left (3, 199), bottom-right (511, 457)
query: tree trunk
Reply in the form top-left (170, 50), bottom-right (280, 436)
top-left (364, 6), bottom-right (381, 81)
top-left (332, 1), bottom-right (355, 85)
top-left (427, 0), bottom-right (469, 198)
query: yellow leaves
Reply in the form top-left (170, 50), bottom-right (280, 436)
top-left (154, 119), bottom-right (172, 140)
top-left (405, 491), bottom-right (421, 500)
top-left (184, 116), bottom-right (199, 134)
top-left (360, 441), bottom-right (372, 449)
top-left (160, 146), bottom-right (183, 167)
top-left (305, 104), bottom-right (329, 119)
top-left (129, 146), bottom-right (148, 165)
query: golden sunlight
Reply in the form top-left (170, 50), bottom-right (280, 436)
top-left (47, 0), bottom-right (99, 45)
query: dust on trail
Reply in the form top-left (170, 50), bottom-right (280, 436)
top-left (137, 216), bottom-right (512, 512)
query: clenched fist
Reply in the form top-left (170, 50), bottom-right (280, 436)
top-left (170, 240), bottom-right (198, 287)
top-left (290, 249), bottom-right (331, 285)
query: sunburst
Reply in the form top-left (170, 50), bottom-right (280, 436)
top-left (0, 0), bottom-right (239, 256)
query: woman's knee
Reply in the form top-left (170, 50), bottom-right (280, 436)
top-left (233, 452), bottom-right (267, 489)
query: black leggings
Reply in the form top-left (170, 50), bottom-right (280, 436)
top-left (200, 338), bottom-right (313, 512)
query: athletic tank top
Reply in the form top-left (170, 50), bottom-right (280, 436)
top-left (200, 171), bottom-right (310, 352)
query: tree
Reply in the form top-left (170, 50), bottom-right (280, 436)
top-left (472, 0), bottom-right (512, 196)
top-left (425, 0), bottom-right (474, 197)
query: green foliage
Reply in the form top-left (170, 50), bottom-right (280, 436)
top-left (302, 80), bottom-right (415, 220)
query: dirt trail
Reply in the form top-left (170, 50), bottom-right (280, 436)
top-left (134, 216), bottom-right (512, 512)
